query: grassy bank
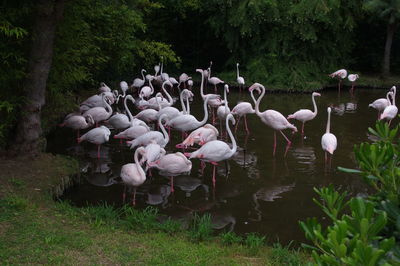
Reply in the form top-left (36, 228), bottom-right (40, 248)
top-left (0, 154), bottom-right (310, 265)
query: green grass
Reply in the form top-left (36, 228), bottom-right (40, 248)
top-left (0, 154), bottom-right (311, 265)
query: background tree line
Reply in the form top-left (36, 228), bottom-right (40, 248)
top-left (0, 0), bottom-right (399, 154)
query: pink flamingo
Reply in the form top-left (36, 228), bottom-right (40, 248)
top-left (127, 114), bottom-right (169, 149)
top-left (321, 107), bottom-right (337, 166)
top-left (176, 124), bottom-right (219, 148)
top-left (249, 83), bottom-right (297, 156)
top-left (287, 92), bottom-right (321, 135)
top-left (131, 69), bottom-right (146, 90)
top-left (197, 69), bottom-right (222, 124)
top-left (186, 113), bottom-right (236, 187)
top-left (380, 90), bottom-right (397, 125)
top-left (236, 63), bottom-right (245, 92)
top-left (98, 82), bottom-right (111, 93)
top-left (329, 69), bottom-right (347, 92)
top-left (231, 101), bottom-right (256, 134)
top-left (347, 74), bottom-right (359, 94)
top-left (120, 147), bottom-right (146, 205)
top-left (208, 67), bottom-right (224, 93)
top-left (148, 152), bottom-right (192, 192)
top-left (83, 93), bottom-right (113, 127)
top-left (369, 86), bottom-right (396, 119)
top-left (217, 84), bottom-right (231, 137)
top-left (78, 126), bottom-right (111, 159)
top-left (59, 114), bottom-right (94, 140)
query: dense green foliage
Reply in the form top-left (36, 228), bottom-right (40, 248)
top-left (300, 121), bottom-right (400, 264)
top-left (1, 0), bottom-right (399, 148)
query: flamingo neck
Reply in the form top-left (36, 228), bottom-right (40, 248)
top-left (179, 89), bottom-right (187, 114)
top-left (186, 96), bottom-right (191, 115)
top-left (141, 69), bottom-right (145, 80)
top-left (158, 116), bottom-right (169, 146)
top-left (199, 71), bottom-right (205, 98)
top-left (156, 93), bottom-right (162, 110)
top-left (326, 110), bottom-right (331, 134)
top-left (161, 84), bottom-right (173, 106)
top-left (236, 64), bottom-right (239, 79)
top-left (392, 89), bottom-right (396, 106)
top-left (125, 96), bottom-right (135, 125)
top-left (252, 85), bottom-right (265, 117)
top-left (198, 97), bottom-right (210, 126)
top-left (224, 87), bottom-right (229, 113)
top-left (226, 116), bottom-right (237, 155)
top-left (103, 94), bottom-right (113, 117)
top-left (312, 94), bottom-right (318, 115)
top-left (134, 148), bottom-right (146, 179)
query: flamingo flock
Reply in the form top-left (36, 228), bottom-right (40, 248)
top-left (60, 64), bottom-right (396, 206)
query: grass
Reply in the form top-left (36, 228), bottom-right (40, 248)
top-left (0, 153), bottom-right (311, 265)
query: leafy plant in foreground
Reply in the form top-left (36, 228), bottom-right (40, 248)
top-left (189, 213), bottom-right (213, 242)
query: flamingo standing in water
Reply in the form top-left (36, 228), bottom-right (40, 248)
top-left (287, 92), bottom-right (321, 135)
top-left (83, 93), bottom-right (113, 126)
top-left (127, 114), bottom-right (169, 149)
top-left (176, 124), bottom-right (219, 148)
top-left (197, 69), bottom-right (222, 124)
top-left (236, 63), bottom-right (245, 92)
top-left (132, 69), bottom-right (146, 90)
top-left (120, 81), bottom-right (129, 97)
top-left (208, 67), bottom-right (224, 93)
top-left (369, 86), bottom-right (396, 119)
top-left (321, 107), bottom-right (337, 166)
top-left (99, 82), bottom-right (111, 93)
top-left (329, 69), bottom-right (347, 93)
top-left (347, 74), bottom-right (359, 94)
top-left (249, 83), bottom-right (297, 156)
top-left (380, 90), bottom-right (398, 125)
top-left (148, 152), bottom-right (192, 192)
top-left (60, 114), bottom-right (95, 141)
top-left (217, 84), bottom-right (231, 137)
top-left (78, 126), bottom-right (111, 159)
top-left (186, 113), bottom-right (237, 187)
top-left (120, 147), bottom-right (146, 205)
top-left (231, 101), bottom-right (256, 134)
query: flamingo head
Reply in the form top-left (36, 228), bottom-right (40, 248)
top-left (196, 68), bottom-right (203, 73)
top-left (312, 92), bottom-right (321, 97)
top-left (248, 83), bottom-right (262, 92)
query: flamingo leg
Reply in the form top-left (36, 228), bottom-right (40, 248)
top-left (212, 108), bottom-right (216, 124)
top-left (279, 130), bottom-right (292, 146)
top-left (273, 131), bottom-right (277, 156)
top-left (329, 154), bottom-right (333, 169)
top-left (97, 145), bottom-right (101, 159)
top-left (76, 130), bottom-right (80, 143)
top-left (170, 176), bottom-right (174, 193)
top-left (244, 115), bottom-right (249, 134)
top-left (235, 116), bottom-right (241, 133)
top-left (132, 187), bottom-right (136, 206)
top-left (214, 85), bottom-right (217, 94)
top-left (301, 123), bottom-right (305, 135)
top-left (122, 185), bottom-right (127, 203)
top-left (325, 152), bottom-right (328, 165)
top-left (212, 164), bottom-right (216, 188)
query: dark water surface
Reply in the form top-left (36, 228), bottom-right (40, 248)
top-left (48, 87), bottom-right (390, 244)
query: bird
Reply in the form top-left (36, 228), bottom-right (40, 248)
top-left (207, 67), bottom-right (224, 93)
top-left (369, 87), bottom-right (395, 119)
top-left (148, 152), bottom-right (192, 192)
top-left (99, 82), bottom-right (111, 93)
top-left (120, 147), bottom-right (146, 205)
top-left (321, 107), bottom-right (337, 165)
top-left (329, 69), bottom-right (347, 92)
top-left (236, 63), bottom-right (245, 92)
top-left (140, 142), bottom-right (166, 171)
top-left (287, 92), bottom-right (321, 135)
top-left (132, 69), bottom-right (146, 90)
top-left (83, 93), bottom-right (113, 126)
top-left (133, 108), bottom-right (159, 124)
top-left (176, 124), bottom-right (219, 148)
top-left (217, 84), bottom-right (231, 136)
top-left (347, 74), bottom-right (359, 94)
top-left (231, 101), bottom-right (256, 134)
top-left (79, 91), bottom-right (115, 112)
top-left (105, 95), bottom-right (137, 130)
top-left (78, 125), bottom-right (111, 159)
top-left (113, 123), bottom-right (150, 140)
top-left (139, 81), bottom-right (154, 100)
top-left (120, 81), bottom-right (129, 97)
top-left (59, 114), bottom-right (94, 140)
top-left (186, 113), bottom-right (237, 187)
top-left (145, 81), bottom-right (174, 110)
top-left (179, 73), bottom-right (191, 89)
top-left (197, 69), bottom-right (223, 123)
top-left (380, 89), bottom-right (398, 125)
top-left (127, 114), bottom-right (169, 149)
top-left (249, 83), bottom-right (297, 156)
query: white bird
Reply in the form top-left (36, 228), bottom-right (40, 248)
top-left (140, 142), bottom-right (166, 170)
top-left (134, 108), bottom-right (159, 124)
top-left (348, 74), bottom-right (359, 93)
top-left (144, 81), bottom-right (174, 110)
top-left (120, 147), bottom-right (146, 205)
top-left (177, 124), bottom-right (219, 148)
top-left (127, 114), bottom-right (169, 149)
top-left (120, 81), bottom-right (129, 97)
top-left (321, 107), bottom-right (337, 165)
top-left (148, 152), bottom-right (192, 192)
top-left (139, 81), bottom-right (154, 100)
top-left (113, 123), bottom-right (150, 140)
top-left (231, 101), bottom-right (256, 133)
top-left (187, 79), bottom-right (193, 90)
top-left (369, 87), bottom-right (395, 119)
top-left (329, 69), bottom-right (347, 92)
top-left (207, 67), bottom-right (224, 93)
top-left (106, 95), bottom-right (137, 130)
top-left (186, 114), bottom-right (237, 186)
top-left (79, 91), bottom-right (115, 112)
top-left (197, 69), bottom-right (222, 123)
top-left (287, 92), bottom-right (321, 135)
top-left (249, 83), bottom-right (297, 156)
top-left (78, 126), bottom-right (111, 158)
top-left (180, 89), bottom-right (194, 115)
top-left (99, 82), bottom-right (111, 93)
top-left (83, 93), bottom-right (113, 126)
top-left (169, 77), bottom-right (179, 86)
top-left (179, 73), bottom-right (191, 89)
top-left (59, 114), bottom-right (94, 140)
top-left (132, 69), bottom-right (146, 89)
top-left (217, 84), bottom-right (231, 135)
top-left (236, 63), bottom-right (245, 91)
top-left (380, 89), bottom-right (398, 125)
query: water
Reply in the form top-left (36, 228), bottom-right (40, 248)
top-left (48, 87), bottom-right (389, 244)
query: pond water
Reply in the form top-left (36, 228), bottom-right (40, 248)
top-left (48, 87), bottom-right (389, 245)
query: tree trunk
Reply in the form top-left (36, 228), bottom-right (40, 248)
top-left (382, 22), bottom-right (397, 78)
top-left (10, 0), bottom-right (65, 156)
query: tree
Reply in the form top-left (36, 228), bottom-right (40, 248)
top-left (10, 0), bottom-right (65, 156)
top-left (364, 0), bottom-right (400, 77)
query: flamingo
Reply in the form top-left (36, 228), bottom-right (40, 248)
top-left (329, 69), bottom-right (347, 92)
top-left (380, 90), bottom-right (398, 125)
top-left (369, 86), bottom-right (395, 119)
top-left (127, 114), bottom-right (169, 149)
top-left (176, 124), bottom-right (219, 148)
top-left (120, 81), bottom-right (129, 97)
top-left (180, 89), bottom-right (194, 115)
top-left (197, 69), bottom-right (222, 123)
top-left (204, 61), bottom-right (212, 90)
top-left (321, 107), bottom-right (337, 165)
top-left (207, 67), bottom-right (224, 93)
top-left (146, 81), bottom-right (174, 110)
top-left (120, 147), bottom-right (146, 205)
top-left (78, 125), bottom-right (111, 159)
top-left (187, 79), bottom-right (193, 90)
top-left (99, 82), bottom-right (111, 93)
top-left (186, 113), bottom-right (237, 186)
top-left (179, 73), bottom-right (191, 89)
top-left (249, 83), bottom-right (297, 156)
top-left (113, 123), bottom-right (150, 140)
top-left (287, 92), bottom-right (321, 135)
top-left (348, 74), bottom-right (359, 94)
top-left (236, 63), bottom-right (245, 92)
top-left (83, 93), bottom-right (113, 126)
top-left (148, 152), bottom-right (192, 192)
top-left (132, 69), bottom-right (146, 90)
top-left (80, 91), bottom-right (115, 112)
top-left (59, 114), bottom-right (94, 140)
top-left (231, 101), bottom-right (256, 134)
top-left (106, 95), bottom-right (137, 130)
top-left (217, 84), bottom-right (231, 136)
top-left (133, 108), bottom-right (158, 124)
top-left (139, 80), bottom-right (154, 100)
